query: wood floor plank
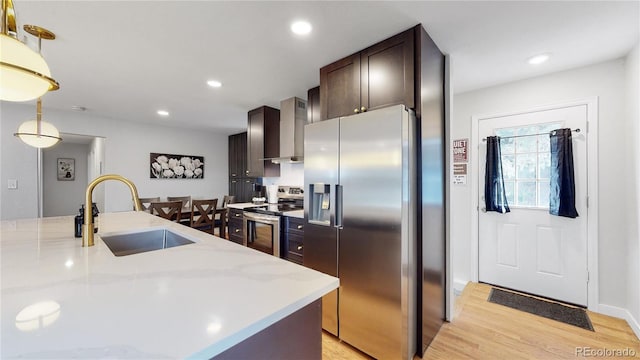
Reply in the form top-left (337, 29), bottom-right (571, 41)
top-left (323, 282), bottom-right (640, 359)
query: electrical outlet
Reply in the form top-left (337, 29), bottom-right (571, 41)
top-left (7, 179), bottom-right (17, 190)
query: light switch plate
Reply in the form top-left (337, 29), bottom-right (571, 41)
top-left (8, 179), bottom-right (17, 189)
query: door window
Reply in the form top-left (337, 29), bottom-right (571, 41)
top-left (495, 122), bottom-right (561, 209)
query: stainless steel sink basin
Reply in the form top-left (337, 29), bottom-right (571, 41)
top-left (101, 228), bottom-right (195, 257)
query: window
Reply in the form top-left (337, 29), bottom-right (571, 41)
top-left (495, 123), bottom-right (561, 209)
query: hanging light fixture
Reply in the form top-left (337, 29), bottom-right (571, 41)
top-left (14, 97), bottom-right (61, 148)
top-left (0, 0), bottom-right (60, 102)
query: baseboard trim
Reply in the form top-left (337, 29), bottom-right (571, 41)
top-left (598, 304), bottom-right (640, 340)
top-left (453, 279), bottom-right (468, 296)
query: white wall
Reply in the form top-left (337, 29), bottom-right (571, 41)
top-left (1, 103), bottom-right (229, 220)
top-left (625, 42), bottom-right (640, 332)
top-left (43, 142), bottom-right (90, 217)
top-left (451, 59), bottom-right (630, 310)
top-left (262, 162), bottom-right (304, 187)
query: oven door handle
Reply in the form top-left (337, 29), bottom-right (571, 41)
top-left (243, 212), bottom-right (280, 224)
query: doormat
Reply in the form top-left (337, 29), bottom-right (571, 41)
top-left (488, 288), bottom-right (594, 331)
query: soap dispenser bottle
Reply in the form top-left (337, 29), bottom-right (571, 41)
top-left (74, 205), bottom-right (84, 238)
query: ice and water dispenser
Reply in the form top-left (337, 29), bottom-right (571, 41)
top-left (308, 183), bottom-right (331, 226)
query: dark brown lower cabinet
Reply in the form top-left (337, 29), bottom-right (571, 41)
top-left (284, 216), bottom-right (304, 265)
top-left (212, 299), bottom-right (321, 360)
top-left (228, 208), bottom-right (244, 245)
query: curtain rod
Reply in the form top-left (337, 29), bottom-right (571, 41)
top-left (482, 128), bottom-right (580, 142)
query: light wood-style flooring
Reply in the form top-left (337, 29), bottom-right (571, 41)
top-left (322, 282), bottom-right (640, 359)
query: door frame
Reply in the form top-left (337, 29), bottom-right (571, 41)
top-left (470, 97), bottom-right (599, 311)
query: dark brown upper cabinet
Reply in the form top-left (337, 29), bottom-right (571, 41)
top-left (228, 132), bottom-right (247, 178)
top-left (307, 86), bottom-right (321, 124)
top-left (247, 106), bottom-right (280, 178)
top-left (320, 28), bottom-right (414, 120)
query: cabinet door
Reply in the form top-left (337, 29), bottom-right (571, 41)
top-left (320, 53), bottom-right (361, 120)
top-left (238, 132), bottom-right (248, 177)
top-left (229, 178), bottom-right (240, 200)
top-left (247, 109), bottom-right (265, 178)
top-left (241, 178), bottom-right (259, 203)
top-left (263, 107), bottom-right (280, 177)
top-left (228, 133), bottom-right (239, 178)
top-left (360, 28), bottom-right (414, 112)
top-left (307, 86), bottom-right (320, 123)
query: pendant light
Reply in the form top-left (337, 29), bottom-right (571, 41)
top-left (0, 0), bottom-right (60, 102)
top-left (14, 97), bottom-right (61, 148)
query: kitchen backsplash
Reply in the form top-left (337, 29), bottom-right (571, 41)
top-left (262, 162), bottom-right (303, 187)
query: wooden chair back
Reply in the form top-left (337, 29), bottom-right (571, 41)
top-left (167, 196), bottom-right (191, 210)
top-left (138, 197), bottom-right (160, 212)
top-left (149, 201), bottom-right (183, 222)
top-left (222, 195), bottom-right (236, 208)
top-left (190, 199), bottom-right (218, 233)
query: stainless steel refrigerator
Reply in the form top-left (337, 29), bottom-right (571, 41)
top-left (304, 105), bottom-right (417, 360)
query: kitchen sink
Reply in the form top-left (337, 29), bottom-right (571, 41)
top-left (100, 228), bottom-right (195, 257)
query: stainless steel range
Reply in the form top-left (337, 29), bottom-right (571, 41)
top-left (242, 186), bottom-right (303, 257)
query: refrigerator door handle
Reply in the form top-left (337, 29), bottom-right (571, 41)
top-left (334, 184), bottom-right (343, 229)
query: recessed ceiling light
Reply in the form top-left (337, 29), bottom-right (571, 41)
top-left (291, 21), bottom-right (312, 35)
top-left (157, 110), bottom-right (169, 116)
top-left (528, 53), bottom-right (550, 65)
top-left (207, 80), bottom-right (222, 88)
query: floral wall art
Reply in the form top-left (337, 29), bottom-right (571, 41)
top-left (150, 153), bottom-right (204, 179)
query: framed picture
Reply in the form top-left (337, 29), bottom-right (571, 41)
top-left (150, 153), bottom-right (205, 179)
top-left (57, 158), bottom-right (75, 181)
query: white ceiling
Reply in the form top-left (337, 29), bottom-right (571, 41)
top-left (11, 1), bottom-right (640, 134)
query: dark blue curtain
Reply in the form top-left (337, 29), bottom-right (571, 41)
top-left (485, 136), bottom-right (510, 213)
top-left (549, 128), bottom-right (578, 218)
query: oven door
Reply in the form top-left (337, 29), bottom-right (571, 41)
top-left (243, 212), bottom-right (281, 257)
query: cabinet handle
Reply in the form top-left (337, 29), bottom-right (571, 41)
top-left (245, 170), bottom-right (250, 174)
top-left (235, 229), bottom-right (241, 233)
top-left (361, 106), bottom-right (367, 112)
top-left (297, 245), bottom-right (303, 251)
top-left (354, 108), bottom-right (359, 114)
top-left (231, 173), bottom-right (236, 176)
top-left (297, 225), bottom-right (303, 230)
top-left (235, 213), bottom-right (241, 217)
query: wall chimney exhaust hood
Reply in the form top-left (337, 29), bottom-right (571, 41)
top-left (265, 97), bottom-right (307, 164)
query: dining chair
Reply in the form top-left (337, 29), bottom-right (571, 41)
top-left (222, 195), bottom-right (235, 208)
top-left (167, 196), bottom-right (191, 210)
top-left (137, 197), bottom-right (160, 212)
top-left (149, 201), bottom-right (183, 222)
top-left (190, 199), bottom-right (218, 234)
top-left (215, 195), bottom-right (235, 238)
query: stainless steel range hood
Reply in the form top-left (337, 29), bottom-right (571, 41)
top-left (264, 97), bottom-right (307, 164)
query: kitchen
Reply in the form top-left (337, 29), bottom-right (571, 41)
top-left (1, 1), bottom-right (639, 359)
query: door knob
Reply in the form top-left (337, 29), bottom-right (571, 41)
top-left (297, 225), bottom-right (303, 230)
top-left (234, 229), bottom-right (240, 233)
top-left (297, 245), bottom-right (303, 251)
top-left (354, 108), bottom-right (359, 114)
top-left (361, 106), bottom-right (367, 112)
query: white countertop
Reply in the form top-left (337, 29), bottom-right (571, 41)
top-left (1, 212), bottom-right (338, 359)
top-left (283, 209), bottom-right (304, 219)
top-left (226, 203), bottom-right (265, 210)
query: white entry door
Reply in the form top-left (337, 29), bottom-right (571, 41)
top-left (478, 105), bottom-right (588, 306)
